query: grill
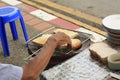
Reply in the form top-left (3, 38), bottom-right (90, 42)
top-left (25, 27), bottom-right (91, 69)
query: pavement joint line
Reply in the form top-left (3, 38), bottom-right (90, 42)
top-left (35, 0), bottom-right (102, 25)
top-left (21, 0), bottom-right (106, 36)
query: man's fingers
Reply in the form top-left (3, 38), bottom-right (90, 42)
top-left (52, 32), bottom-right (72, 48)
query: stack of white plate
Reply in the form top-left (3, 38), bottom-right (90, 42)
top-left (102, 14), bottom-right (120, 45)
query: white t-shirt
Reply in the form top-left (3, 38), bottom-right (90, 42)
top-left (0, 63), bottom-right (23, 80)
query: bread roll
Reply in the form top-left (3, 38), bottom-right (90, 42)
top-left (89, 42), bottom-right (118, 64)
top-left (32, 34), bottom-right (52, 45)
top-left (71, 39), bottom-right (82, 50)
top-left (59, 39), bottom-right (82, 50)
top-left (53, 29), bottom-right (79, 38)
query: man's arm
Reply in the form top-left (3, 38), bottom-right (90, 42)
top-left (22, 32), bottom-right (71, 80)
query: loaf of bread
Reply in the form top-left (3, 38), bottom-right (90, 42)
top-left (89, 42), bottom-right (118, 64)
top-left (32, 34), bottom-right (52, 46)
top-left (53, 29), bottom-right (79, 38)
top-left (59, 39), bottom-right (82, 50)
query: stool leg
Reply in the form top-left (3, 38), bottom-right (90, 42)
top-left (19, 17), bottom-right (29, 41)
top-left (10, 21), bottom-right (18, 40)
top-left (0, 23), bottom-right (10, 56)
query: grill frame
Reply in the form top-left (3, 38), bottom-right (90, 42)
top-left (25, 27), bottom-right (91, 69)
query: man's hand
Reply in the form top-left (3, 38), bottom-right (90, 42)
top-left (48, 32), bottom-right (72, 49)
top-left (22, 32), bottom-right (71, 80)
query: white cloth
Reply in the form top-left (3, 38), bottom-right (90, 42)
top-left (0, 63), bottom-right (23, 80)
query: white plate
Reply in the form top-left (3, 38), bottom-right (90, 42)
top-left (102, 14), bottom-right (120, 30)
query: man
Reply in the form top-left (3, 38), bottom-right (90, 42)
top-left (0, 32), bottom-right (71, 80)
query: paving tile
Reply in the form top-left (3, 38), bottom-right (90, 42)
top-left (21, 11), bottom-right (27, 16)
top-left (23, 14), bottom-right (34, 21)
top-left (30, 10), bottom-right (57, 21)
top-left (1, 0), bottom-right (21, 5)
top-left (76, 27), bottom-right (106, 42)
top-left (50, 18), bottom-right (80, 30)
top-left (33, 22), bottom-right (53, 31)
top-left (0, 2), bottom-right (7, 7)
top-left (26, 18), bottom-right (43, 26)
top-left (16, 3), bottom-right (37, 13)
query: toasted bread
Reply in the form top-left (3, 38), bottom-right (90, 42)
top-left (89, 42), bottom-right (118, 64)
top-left (53, 29), bottom-right (79, 38)
top-left (32, 34), bottom-right (52, 46)
top-left (59, 39), bottom-right (82, 50)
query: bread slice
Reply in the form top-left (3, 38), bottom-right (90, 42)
top-left (59, 39), bottom-right (82, 50)
top-left (89, 42), bottom-right (118, 64)
top-left (71, 39), bottom-right (82, 50)
top-left (53, 29), bottom-right (79, 38)
top-left (32, 34), bottom-right (52, 46)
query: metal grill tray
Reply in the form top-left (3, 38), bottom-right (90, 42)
top-left (26, 27), bottom-right (91, 69)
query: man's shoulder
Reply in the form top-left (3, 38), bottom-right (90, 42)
top-left (0, 63), bottom-right (23, 80)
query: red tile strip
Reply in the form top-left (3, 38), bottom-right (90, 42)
top-left (50, 18), bottom-right (80, 30)
top-left (16, 3), bottom-right (37, 13)
top-left (26, 18), bottom-right (43, 26)
top-left (33, 22), bottom-right (52, 31)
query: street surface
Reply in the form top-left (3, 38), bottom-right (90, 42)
top-left (51, 0), bottom-right (120, 18)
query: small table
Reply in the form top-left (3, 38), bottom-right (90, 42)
top-left (41, 48), bottom-right (120, 80)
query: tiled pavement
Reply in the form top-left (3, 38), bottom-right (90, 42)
top-left (0, 0), bottom-right (106, 66)
top-left (1, 0), bottom-right (106, 42)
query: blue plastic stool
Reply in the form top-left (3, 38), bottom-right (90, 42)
top-left (0, 6), bottom-right (29, 56)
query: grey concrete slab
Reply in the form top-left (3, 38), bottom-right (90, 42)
top-left (0, 20), bottom-right (40, 67)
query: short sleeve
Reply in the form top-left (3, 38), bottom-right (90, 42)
top-left (0, 63), bottom-right (23, 80)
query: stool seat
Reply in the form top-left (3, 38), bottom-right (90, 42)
top-left (0, 6), bottom-right (29, 56)
top-left (0, 6), bottom-right (20, 23)
top-left (0, 7), bottom-right (15, 15)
